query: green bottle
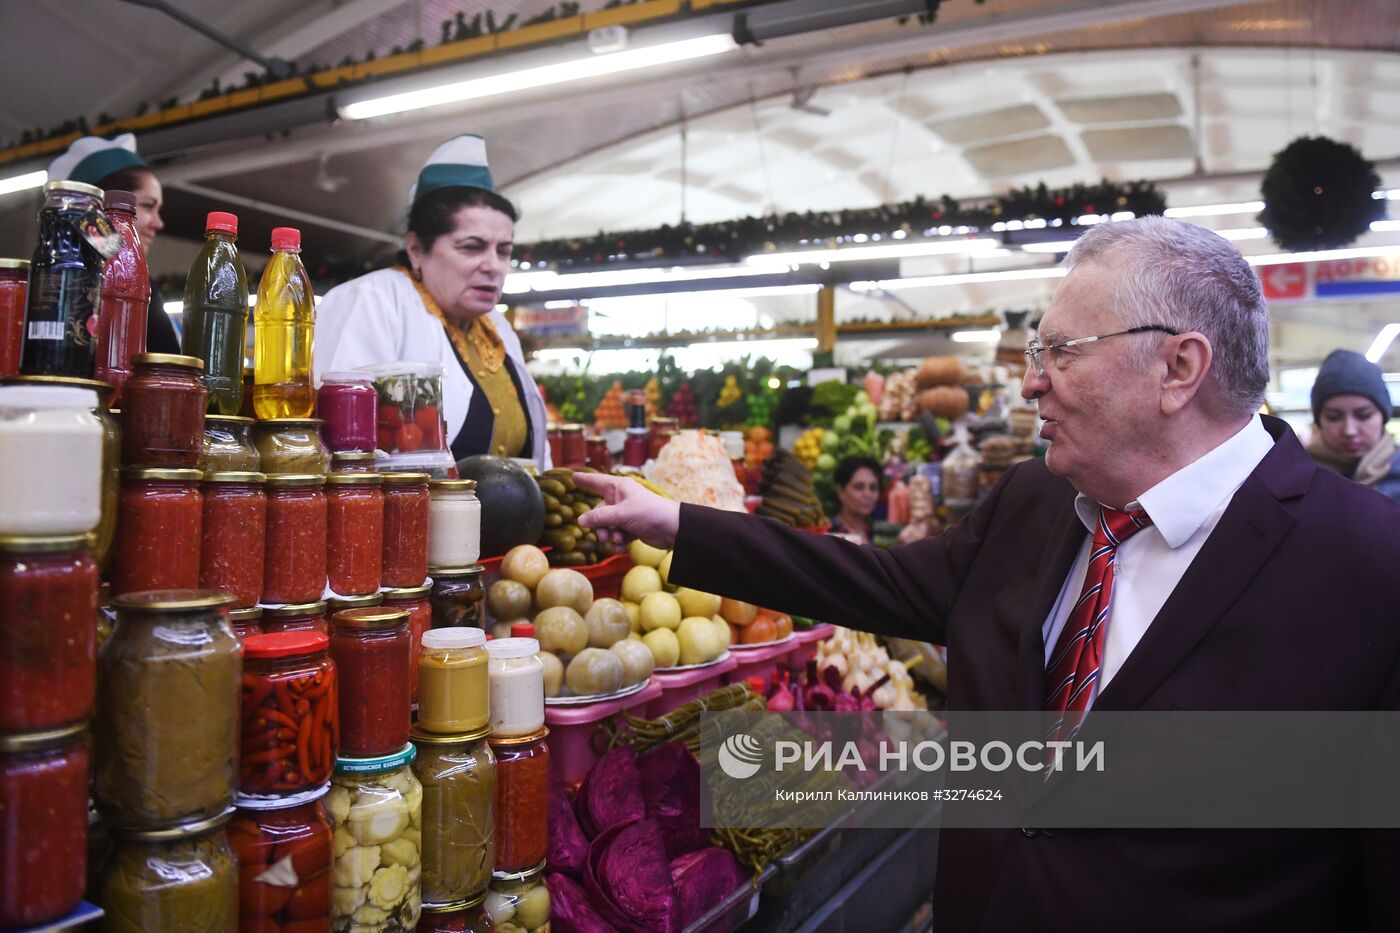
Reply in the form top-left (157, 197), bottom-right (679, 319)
top-left (181, 211), bottom-right (249, 415)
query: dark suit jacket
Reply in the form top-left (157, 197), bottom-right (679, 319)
top-left (670, 416), bottom-right (1400, 932)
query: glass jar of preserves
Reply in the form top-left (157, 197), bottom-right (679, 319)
top-left (559, 423), bottom-right (586, 468)
top-left (488, 727), bottom-right (549, 874)
top-left (418, 891), bottom-right (493, 933)
top-left (329, 745), bottom-right (423, 932)
top-left (384, 583), bottom-right (433, 704)
top-left (0, 258), bottom-right (28, 378)
top-left (430, 565), bottom-right (485, 631)
top-left (200, 414), bottom-right (259, 472)
top-left (97, 590), bottom-right (241, 829)
top-left (417, 627), bottom-right (489, 736)
top-left (99, 807), bottom-right (239, 932)
top-left (112, 467), bottom-right (203, 597)
top-left (240, 631), bottom-right (338, 797)
top-left (326, 472), bottom-right (384, 596)
top-left (263, 474), bottom-right (327, 604)
top-left (483, 862), bottom-right (550, 933)
top-left (585, 434), bottom-right (611, 471)
top-left (319, 371), bottom-right (377, 452)
top-left (331, 449), bottom-right (376, 473)
top-left (331, 607), bottom-right (412, 758)
top-left (122, 352), bottom-right (208, 467)
top-left (545, 424), bottom-right (562, 468)
top-left (381, 472), bottom-right (430, 588)
top-left (0, 724), bottom-right (90, 928)
top-left (260, 600), bottom-right (328, 636)
top-left (328, 591), bottom-right (383, 614)
top-left (229, 606), bottom-right (263, 640)
top-left (0, 534), bottom-right (97, 732)
top-left (428, 479), bottom-right (480, 568)
top-left (254, 417), bottom-right (331, 475)
top-left (485, 638), bottom-right (544, 740)
top-left (411, 725), bottom-right (495, 905)
top-left (229, 787), bottom-right (334, 931)
top-left (0, 383), bottom-right (102, 536)
top-left (200, 471), bottom-right (267, 608)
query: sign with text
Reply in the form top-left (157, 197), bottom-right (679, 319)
top-left (514, 303), bottom-right (588, 336)
top-left (1261, 256), bottom-right (1400, 302)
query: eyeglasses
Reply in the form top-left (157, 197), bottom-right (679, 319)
top-left (1024, 325), bottom-right (1181, 376)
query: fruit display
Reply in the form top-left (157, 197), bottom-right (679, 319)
top-left (743, 426), bottom-right (774, 476)
top-left (744, 387), bottom-right (776, 427)
top-left (621, 540), bottom-right (729, 669)
top-left (755, 449), bottom-right (825, 528)
top-left (643, 377), bottom-right (661, 422)
top-left (455, 455), bottom-right (546, 558)
top-left (792, 427), bottom-right (824, 470)
top-left (593, 381), bottom-right (628, 431)
top-left (665, 382), bottom-right (698, 427)
top-left (716, 375), bottom-right (742, 410)
top-left (535, 468), bottom-right (616, 567)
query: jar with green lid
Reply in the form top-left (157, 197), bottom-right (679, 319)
top-left (411, 724), bottom-right (495, 903)
top-left (328, 744), bottom-right (424, 932)
top-left (253, 417), bottom-right (330, 474)
top-left (96, 589), bottom-right (241, 830)
top-left (418, 890), bottom-right (493, 933)
top-left (429, 565), bottom-right (486, 631)
top-left (98, 806), bottom-right (238, 932)
top-left (483, 861), bottom-right (549, 933)
top-left (200, 414), bottom-right (259, 473)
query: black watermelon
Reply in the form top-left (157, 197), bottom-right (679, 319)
top-left (455, 455), bottom-right (546, 558)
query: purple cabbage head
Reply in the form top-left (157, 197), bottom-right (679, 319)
top-left (577, 745), bottom-right (648, 839)
top-left (637, 741), bottom-right (707, 858)
top-left (585, 818), bottom-right (678, 933)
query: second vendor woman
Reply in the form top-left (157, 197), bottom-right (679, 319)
top-left (314, 134), bottom-right (551, 467)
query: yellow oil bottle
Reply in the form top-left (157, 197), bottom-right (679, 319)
top-left (252, 227), bottom-right (315, 419)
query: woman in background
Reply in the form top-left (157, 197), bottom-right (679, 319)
top-left (1306, 348), bottom-right (1400, 502)
top-left (829, 454), bottom-right (883, 544)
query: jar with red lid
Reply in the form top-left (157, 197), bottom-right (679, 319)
top-left (382, 472), bottom-right (431, 588)
top-left (121, 352), bottom-right (208, 467)
top-left (228, 787), bottom-right (334, 931)
top-left (489, 727), bottom-right (549, 873)
top-left (111, 467), bottom-right (202, 597)
top-left (263, 474), bottom-right (327, 604)
top-left (384, 582), bottom-right (433, 703)
top-left (229, 606), bottom-right (263, 639)
top-left (559, 423), bottom-right (585, 468)
top-left (331, 607), bottom-right (411, 758)
top-left (260, 600), bottom-right (328, 635)
top-left (0, 258), bottom-right (28, 378)
top-left (318, 371), bottom-right (377, 452)
top-left (200, 471), bottom-right (267, 608)
top-left (240, 631), bottom-right (338, 796)
top-left (585, 434), bottom-right (611, 471)
top-left (0, 534), bottom-right (97, 732)
top-left (0, 724), bottom-right (89, 928)
top-left (418, 891), bottom-right (493, 933)
top-left (330, 449), bottom-right (376, 473)
top-left (326, 472), bottom-right (383, 596)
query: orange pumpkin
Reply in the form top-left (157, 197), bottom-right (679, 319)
top-left (915, 355), bottom-right (966, 388)
top-left (918, 385), bottom-right (970, 419)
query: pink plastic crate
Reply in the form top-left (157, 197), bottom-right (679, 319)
top-left (787, 623), bottom-right (834, 667)
top-left (645, 654), bottom-right (739, 720)
top-left (545, 680), bottom-right (663, 786)
top-left (725, 639), bottom-right (797, 691)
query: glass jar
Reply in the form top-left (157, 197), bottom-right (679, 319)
top-left (485, 638), bottom-right (544, 740)
top-left (263, 474), bottom-right (327, 604)
top-left (261, 600), bottom-right (328, 636)
top-left (319, 372), bottom-right (378, 452)
top-left (20, 181), bottom-right (109, 379)
top-left (483, 862), bottom-right (550, 933)
top-left (417, 627), bottom-right (489, 735)
top-left (649, 417), bottom-right (678, 460)
top-left (112, 467), bottom-right (203, 597)
top-left (0, 724), bottom-right (89, 928)
top-left (200, 471), bottom-right (267, 608)
top-left (329, 591), bottom-right (383, 614)
top-left (382, 472), bottom-right (431, 588)
top-left (97, 590), bottom-right (241, 829)
top-left (327, 472), bottom-right (384, 596)
top-left (545, 424), bottom-right (562, 468)
top-left (430, 565), bottom-right (485, 631)
top-left (585, 434), bottom-right (611, 471)
top-left (0, 258), bottom-right (28, 378)
top-left (559, 423), bottom-right (586, 468)
top-left (0, 383), bottom-right (102, 536)
top-left (384, 583), bottom-right (433, 704)
top-left (428, 479), bottom-right (480, 568)
top-left (331, 449), bottom-right (376, 473)
top-left (229, 605), bottom-right (263, 640)
top-left (329, 745), bottom-right (423, 932)
top-left (331, 607), bottom-right (412, 758)
top-left (254, 417), bottom-right (330, 475)
top-left (488, 728), bottom-right (549, 873)
top-left (99, 807), bottom-right (239, 932)
top-left (411, 725), bottom-right (495, 905)
top-left (418, 891), bottom-right (493, 933)
top-left (363, 361), bottom-right (447, 454)
top-left (121, 352), bottom-right (208, 467)
top-left (229, 787), bottom-right (334, 931)
top-left (94, 397), bottom-right (120, 566)
top-left (200, 414), bottom-right (259, 472)
top-left (240, 631), bottom-right (338, 797)
top-left (0, 534), bottom-right (97, 731)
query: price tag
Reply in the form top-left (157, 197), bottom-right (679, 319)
top-left (74, 207), bottom-right (123, 260)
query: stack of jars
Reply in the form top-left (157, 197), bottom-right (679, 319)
top-left (427, 479), bottom-right (486, 632)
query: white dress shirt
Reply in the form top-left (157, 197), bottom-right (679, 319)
top-left (1040, 415), bottom-right (1275, 706)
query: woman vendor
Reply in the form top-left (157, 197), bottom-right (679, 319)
top-left (314, 134), bottom-right (551, 468)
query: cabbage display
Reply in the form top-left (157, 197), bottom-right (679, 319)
top-left (585, 818), bottom-right (678, 932)
top-left (670, 847), bottom-right (749, 930)
top-left (547, 871), bottom-right (618, 933)
top-left (549, 769), bottom-right (590, 875)
top-left (576, 745), bottom-right (647, 838)
top-left (637, 742), bottom-right (706, 858)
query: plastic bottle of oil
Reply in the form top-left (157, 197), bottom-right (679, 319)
top-left (252, 227), bottom-right (315, 419)
top-left (181, 211), bottom-right (248, 414)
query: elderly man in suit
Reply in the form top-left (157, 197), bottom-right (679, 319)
top-left (577, 216), bottom-right (1400, 932)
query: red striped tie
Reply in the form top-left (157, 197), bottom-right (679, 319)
top-left (1044, 506), bottom-right (1152, 747)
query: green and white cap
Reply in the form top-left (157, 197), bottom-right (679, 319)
top-left (47, 133), bottom-right (146, 186)
top-left (409, 133), bottom-right (494, 207)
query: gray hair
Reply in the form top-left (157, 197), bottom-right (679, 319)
top-left (1064, 215), bottom-right (1270, 417)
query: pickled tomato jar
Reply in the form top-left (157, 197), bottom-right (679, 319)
top-left (111, 467), bottom-right (203, 596)
top-left (325, 472), bottom-right (383, 596)
top-left (262, 474), bottom-right (327, 604)
top-left (199, 471), bottom-right (267, 608)
top-left (228, 787), bottom-right (334, 931)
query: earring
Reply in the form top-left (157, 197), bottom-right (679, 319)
top-left (411, 266), bottom-right (423, 282)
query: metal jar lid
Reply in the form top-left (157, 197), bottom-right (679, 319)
top-left (110, 589), bottom-right (235, 613)
top-left (132, 352), bottom-right (203, 370)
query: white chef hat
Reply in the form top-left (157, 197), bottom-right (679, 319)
top-left (47, 133), bottom-right (147, 186)
top-left (407, 133), bottom-right (495, 208)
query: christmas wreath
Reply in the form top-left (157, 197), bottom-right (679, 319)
top-left (1258, 136), bottom-right (1383, 251)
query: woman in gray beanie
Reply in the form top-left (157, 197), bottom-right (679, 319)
top-left (1306, 349), bottom-right (1400, 502)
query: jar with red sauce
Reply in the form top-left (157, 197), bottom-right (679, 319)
top-left (330, 450), bottom-right (376, 473)
top-left (545, 424), bottom-right (563, 468)
top-left (0, 259), bottom-right (28, 378)
top-left (488, 726), bottom-right (549, 873)
top-left (121, 352), bottom-right (207, 467)
top-left (263, 474), bottom-right (327, 605)
top-left (384, 582), bottom-right (433, 704)
top-left (0, 534), bottom-right (97, 732)
top-left (240, 631), bottom-right (339, 797)
top-left (326, 472), bottom-right (384, 596)
top-left (260, 600), bottom-right (328, 636)
top-left (228, 787), bottom-right (334, 931)
top-left (381, 472), bottom-right (430, 588)
top-left (111, 467), bottom-right (203, 597)
top-left (419, 890), bottom-right (493, 933)
top-left (0, 724), bottom-right (89, 928)
top-left (200, 470), bottom-right (267, 608)
top-left (649, 416), bottom-right (678, 460)
top-left (318, 371), bottom-right (377, 452)
top-left (330, 606), bottom-right (411, 758)
top-left (229, 606), bottom-right (263, 639)
top-left (559, 423), bottom-right (586, 468)
top-left (585, 434), bottom-right (611, 471)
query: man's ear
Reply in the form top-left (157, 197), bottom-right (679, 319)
top-left (1160, 332), bottom-right (1212, 416)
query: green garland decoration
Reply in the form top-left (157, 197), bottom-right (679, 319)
top-left (1258, 136), bottom-right (1383, 252)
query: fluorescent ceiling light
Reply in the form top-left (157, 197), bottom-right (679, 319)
top-left (686, 337), bottom-right (818, 352)
top-left (1366, 324), bottom-right (1400, 363)
top-left (1164, 200), bottom-right (1264, 218)
top-left (503, 264), bottom-right (756, 295)
top-left (340, 34), bottom-right (737, 120)
top-left (587, 283), bottom-right (821, 304)
top-left (0, 170), bottom-right (47, 197)
top-left (851, 266), bottom-right (1068, 292)
top-left (1019, 240), bottom-right (1080, 254)
top-left (1214, 227), bottom-right (1269, 241)
top-left (950, 329), bottom-right (1001, 343)
top-left (747, 238), bottom-right (1001, 267)
top-left (164, 301), bottom-right (184, 315)
top-left (1246, 244), bottom-right (1400, 267)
